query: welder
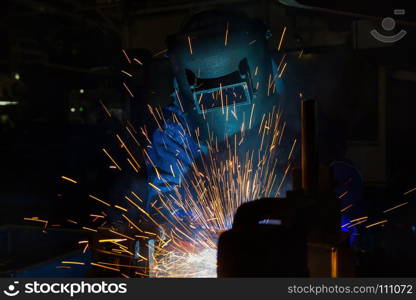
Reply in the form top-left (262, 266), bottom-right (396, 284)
top-left (144, 10), bottom-right (291, 226)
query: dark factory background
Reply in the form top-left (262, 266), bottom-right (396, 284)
top-left (1, 0), bottom-right (415, 277)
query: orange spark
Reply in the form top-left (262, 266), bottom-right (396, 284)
top-left (122, 49), bottom-right (131, 64)
top-left (123, 82), bottom-right (134, 98)
top-left (89, 194), bottom-right (111, 207)
top-left (187, 36), bottom-right (193, 55)
top-left (366, 220), bottom-right (388, 228)
top-left (61, 261), bottom-right (85, 265)
top-left (277, 26), bottom-right (287, 51)
top-left (61, 176), bottom-right (77, 184)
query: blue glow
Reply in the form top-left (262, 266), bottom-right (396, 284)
top-left (341, 223), bottom-right (350, 232)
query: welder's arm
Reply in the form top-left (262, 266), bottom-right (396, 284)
top-left (145, 123), bottom-right (201, 222)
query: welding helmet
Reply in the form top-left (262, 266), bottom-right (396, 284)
top-left (166, 10), bottom-right (280, 141)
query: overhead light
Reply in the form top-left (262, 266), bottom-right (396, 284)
top-left (79, 89), bottom-right (84, 94)
top-left (0, 101), bottom-right (19, 106)
top-left (14, 73), bottom-right (20, 80)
